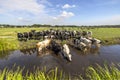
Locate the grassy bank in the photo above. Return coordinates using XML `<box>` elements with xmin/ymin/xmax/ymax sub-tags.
<box><xmin>0</xmin><ymin>64</ymin><xmax>120</xmax><ymax>80</ymax></box>
<box><xmin>0</xmin><ymin>38</ymin><xmax>38</xmax><ymax>54</ymax></box>
<box><xmin>0</xmin><ymin>39</ymin><xmax>19</xmax><ymax>51</ymax></box>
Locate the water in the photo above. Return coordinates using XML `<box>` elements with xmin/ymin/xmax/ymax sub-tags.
<box><xmin>0</xmin><ymin>45</ymin><xmax>120</xmax><ymax>76</ymax></box>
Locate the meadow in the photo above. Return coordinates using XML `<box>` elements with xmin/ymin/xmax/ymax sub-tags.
<box><xmin>0</xmin><ymin>27</ymin><xmax>120</xmax><ymax>42</ymax></box>
<box><xmin>0</xmin><ymin>27</ymin><xmax>120</xmax><ymax>51</ymax></box>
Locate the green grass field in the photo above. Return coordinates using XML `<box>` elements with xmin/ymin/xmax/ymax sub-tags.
<box><xmin>0</xmin><ymin>27</ymin><xmax>120</xmax><ymax>51</ymax></box>
<box><xmin>0</xmin><ymin>27</ymin><xmax>120</xmax><ymax>40</ymax></box>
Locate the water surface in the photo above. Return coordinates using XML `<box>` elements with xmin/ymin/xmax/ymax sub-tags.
<box><xmin>0</xmin><ymin>45</ymin><xmax>120</xmax><ymax>76</ymax></box>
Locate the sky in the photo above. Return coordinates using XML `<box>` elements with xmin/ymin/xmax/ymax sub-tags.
<box><xmin>0</xmin><ymin>0</ymin><xmax>120</xmax><ymax>25</ymax></box>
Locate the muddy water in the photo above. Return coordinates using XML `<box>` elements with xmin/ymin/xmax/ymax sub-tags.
<box><xmin>0</xmin><ymin>45</ymin><xmax>120</xmax><ymax>76</ymax></box>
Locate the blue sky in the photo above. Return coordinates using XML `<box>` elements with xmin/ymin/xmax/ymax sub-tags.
<box><xmin>0</xmin><ymin>0</ymin><xmax>120</xmax><ymax>25</ymax></box>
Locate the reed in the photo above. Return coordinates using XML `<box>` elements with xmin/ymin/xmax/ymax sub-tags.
<box><xmin>0</xmin><ymin>67</ymin><xmax>72</xmax><ymax>80</ymax></box>
<box><xmin>0</xmin><ymin>64</ymin><xmax>120</xmax><ymax>80</ymax></box>
<box><xmin>86</xmin><ymin>64</ymin><xmax>120</xmax><ymax>80</ymax></box>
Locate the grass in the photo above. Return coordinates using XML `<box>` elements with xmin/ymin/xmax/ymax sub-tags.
<box><xmin>0</xmin><ymin>67</ymin><xmax>72</xmax><ymax>80</ymax></box>
<box><xmin>0</xmin><ymin>27</ymin><xmax>120</xmax><ymax>39</ymax></box>
<box><xmin>0</xmin><ymin>64</ymin><xmax>120</xmax><ymax>80</ymax></box>
<box><xmin>89</xmin><ymin>28</ymin><xmax>120</xmax><ymax>45</ymax></box>
<box><xmin>0</xmin><ymin>39</ymin><xmax>19</xmax><ymax>51</ymax></box>
<box><xmin>0</xmin><ymin>27</ymin><xmax>120</xmax><ymax>52</ymax></box>
<box><xmin>0</xmin><ymin>27</ymin><xmax>53</xmax><ymax>52</ymax></box>
<box><xmin>86</xmin><ymin>64</ymin><xmax>120</xmax><ymax>80</ymax></box>
<box><xmin>0</xmin><ymin>38</ymin><xmax>38</xmax><ymax>55</ymax></box>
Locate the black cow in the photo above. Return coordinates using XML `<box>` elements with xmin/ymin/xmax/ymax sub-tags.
<box><xmin>17</xmin><ymin>33</ymin><xmax>23</xmax><ymax>41</ymax></box>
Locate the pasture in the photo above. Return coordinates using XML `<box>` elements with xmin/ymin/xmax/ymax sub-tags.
<box><xmin>0</xmin><ymin>27</ymin><xmax>120</xmax><ymax>51</ymax></box>
<box><xmin>0</xmin><ymin>27</ymin><xmax>120</xmax><ymax>42</ymax></box>
<box><xmin>0</xmin><ymin>27</ymin><xmax>120</xmax><ymax>80</ymax></box>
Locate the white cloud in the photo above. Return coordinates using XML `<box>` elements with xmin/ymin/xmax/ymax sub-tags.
<box><xmin>0</xmin><ymin>0</ymin><xmax>45</xmax><ymax>15</ymax></box>
<box><xmin>61</xmin><ymin>11</ymin><xmax>74</xmax><ymax>17</ymax></box>
<box><xmin>18</xmin><ymin>17</ymin><xmax>23</xmax><ymax>21</ymax></box>
<box><xmin>18</xmin><ymin>17</ymin><xmax>31</xmax><ymax>22</ymax></box>
<box><xmin>62</xmin><ymin>4</ymin><xmax>76</xmax><ymax>9</ymax></box>
<box><xmin>0</xmin><ymin>9</ymin><xmax>3</xmax><ymax>13</ymax></box>
<box><xmin>39</xmin><ymin>0</ymin><xmax>52</xmax><ymax>6</ymax></box>
<box><xmin>0</xmin><ymin>0</ymin><xmax>76</xmax><ymax>25</ymax></box>
<box><xmin>81</xmin><ymin>15</ymin><xmax>120</xmax><ymax>25</ymax></box>
<box><xmin>53</xmin><ymin>11</ymin><xmax>74</xmax><ymax>20</ymax></box>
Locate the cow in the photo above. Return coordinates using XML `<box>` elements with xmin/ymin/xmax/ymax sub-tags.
<box><xmin>61</xmin><ymin>44</ymin><xmax>72</xmax><ymax>62</ymax></box>
<box><xmin>36</xmin><ymin>39</ymin><xmax>52</xmax><ymax>53</ymax></box>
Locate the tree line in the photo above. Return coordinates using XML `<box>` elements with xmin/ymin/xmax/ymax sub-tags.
<box><xmin>0</xmin><ymin>24</ymin><xmax>120</xmax><ymax>28</ymax></box>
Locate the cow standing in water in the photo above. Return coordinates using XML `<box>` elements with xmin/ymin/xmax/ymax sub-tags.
<box><xmin>36</xmin><ymin>39</ymin><xmax>51</xmax><ymax>53</ymax></box>
<box><xmin>50</xmin><ymin>41</ymin><xmax>72</xmax><ymax>62</ymax></box>
<box><xmin>61</xmin><ymin>44</ymin><xmax>72</xmax><ymax>62</ymax></box>
<box><xmin>36</xmin><ymin>39</ymin><xmax>72</xmax><ymax>62</ymax></box>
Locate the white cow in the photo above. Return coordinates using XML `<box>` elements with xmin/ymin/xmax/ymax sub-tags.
<box><xmin>44</xmin><ymin>35</ymin><xmax>55</xmax><ymax>39</ymax></box>
<box><xmin>93</xmin><ymin>38</ymin><xmax>101</xmax><ymax>44</ymax></box>
<box><xmin>84</xmin><ymin>31</ymin><xmax>92</xmax><ymax>39</ymax></box>
<box><xmin>78</xmin><ymin>42</ymin><xmax>87</xmax><ymax>51</ymax></box>
<box><xmin>62</xmin><ymin>44</ymin><xmax>72</xmax><ymax>61</ymax></box>
<box><xmin>87</xmin><ymin>31</ymin><xmax>92</xmax><ymax>38</ymax></box>
<box><xmin>36</xmin><ymin>39</ymin><xmax>51</xmax><ymax>52</ymax></box>
<box><xmin>92</xmin><ymin>38</ymin><xmax>101</xmax><ymax>48</ymax></box>
<box><xmin>80</xmin><ymin>37</ymin><xmax>92</xmax><ymax>48</ymax></box>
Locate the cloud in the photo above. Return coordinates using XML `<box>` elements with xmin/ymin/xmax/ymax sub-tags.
<box><xmin>0</xmin><ymin>0</ymin><xmax>53</xmax><ymax>25</ymax></box>
<box><xmin>82</xmin><ymin>15</ymin><xmax>120</xmax><ymax>25</ymax></box>
<box><xmin>62</xmin><ymin>4</ymin><xmax>76</xmax><ymax>9</ymax></box>
<box><xmin>0</xmin><ymin>0</ymin><xmax>76</xmax><ymax>25</ymax></box>
<box><xmin>0</xmin><ymin>9</ymin><xmax>3</xmax><ymax>13</ymax></box>
<box><xmin>18</xmin><ymin>17</ymin><xmax>31</xmax><ymax>22</ymax></box>
<box><xmin>53</xmin><ymin>11</ymin><xmax>74</xmax><ymax>20</ymax></box>
<box><xmin>0</xmin><ymin>0</ymin><xmax>45</xmax><ymax>15</ymax></box>
<box><xmin>38</xmin><ymin>0</ymin><xmax>52</xmax><ymax>7</ymax></box>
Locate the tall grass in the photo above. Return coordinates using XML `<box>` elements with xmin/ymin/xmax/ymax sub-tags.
<box><xmin>0</xmin><ymin>38</ymin><xmax>38</xmax><ymax>53</ymax></box>
<box><xmin>0</xmin><ymin>64</ymin><xmax>120</xmax><ymax>80</ymax></box>
<box><xmin>0</xmin><ymin>67</ymin><xmax>72</xmax><ymax>80</ymax></box>
<box><xmin>86</xmin><ymin>64</ymin><xmax>120</xmax><ymax>80</ymax></box>
<box><xmin>0</xmin><ymin>39</ymin><xmax>19</xmax><ymax>52</ymax></box>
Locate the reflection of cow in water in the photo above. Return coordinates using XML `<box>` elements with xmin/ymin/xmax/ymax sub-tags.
<box><xmin>36</xmin><ymin>39</ymin><xmax>72</xmax><ymax>62</ymax></box>
<box><xmin>20</xmin><ymin>48</ymin><xmax>36</xmax><ymax>55</ymax></box>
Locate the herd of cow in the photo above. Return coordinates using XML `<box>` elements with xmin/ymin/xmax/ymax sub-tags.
<box><xmin>17</xmin><ymin>29</ymin><xmax>102</xmax><ymax>62</ymax></box>
<box><xmin>17</xmin><ymin>29</ymin><xmax>85</xmax><ymax>41</ymax></box>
